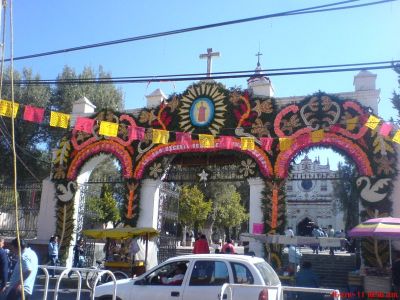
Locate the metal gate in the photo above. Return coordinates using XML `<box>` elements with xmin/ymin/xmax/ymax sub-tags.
<box><xmin>75</xmin><ymin>179</ymin><xmax>125</xmax><ymax>266</ymax></box>
<box><xmin>0</xmin><ymin>181</ymin><xmax>41</xmax><ymax>238</ymax></box>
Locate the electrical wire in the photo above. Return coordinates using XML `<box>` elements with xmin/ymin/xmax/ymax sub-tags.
<box><xmin>4</xmin><ymin>61</ymin><xmax>397</xmax><ymax>85</ymax></box>
<box><xmin>3</xmin><ymin>0</ymin><xmax>397</xmax><ymax>62</ymax></box>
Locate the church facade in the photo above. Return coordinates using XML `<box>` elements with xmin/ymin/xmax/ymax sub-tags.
<box><xmin>285</xmin><ymin>156</ymin><xmax>345</xmax><ymax>236</ymax></box>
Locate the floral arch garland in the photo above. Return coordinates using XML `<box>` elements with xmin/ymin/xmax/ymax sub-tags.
<box><xmin>52</xmin><ymin>81</ymin><xmax>396</xmax><ymax>267</ymax></box>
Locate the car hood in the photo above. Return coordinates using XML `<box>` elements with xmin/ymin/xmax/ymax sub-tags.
<box><xmin>94</xmin><ymin>278</ymin><xmax>135</xmax><ymax>298</ymax></box>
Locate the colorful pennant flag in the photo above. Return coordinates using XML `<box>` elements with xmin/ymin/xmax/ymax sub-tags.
<box><xmin>392</xmin><ymin>130</ymin><xmax>400</xmax><ymax>144</ymax></box>
<box><xmin>23</xmin><ymin>105</ymin><xmax>45</xmax><ymax>123</ymax></box>
<box><xmin>311</xmin><ymin>129</ymin><xmax>325</xmax><ymax>143</ymax></box>
<box><xmin>241</xmin><ymin>137</ymin><xmax>255</xmax><ymax>150</ymax></box>
<box><xmin>260</xmin><ymin>137</ymin><xmax>273</xmax><ymax>151</ymax></box>
<box><xmin>0</xmin><ymin>99</ymin><xmax>19</xmax><ymax>118</ymax></box>
<box><xmin>297</xmin><ymin>134</ymin><xmax>311</xmax><ymax>145</ymax></box>
<box><xmin>199</xmin><ymin>134</ymin><xmax>215</xmax><ymax>148</ymax></box>
<box><xmin>75</xmin><ymin>117</ymin><xmax>95</xmax><ymax>134</ymax></box>
<box><xmin>128</xmin><ymin>126</ymin><xmax>145</xmax><ymax>141</ymax></box>
<box><xmin>365</xmin><ymin>115</ymin><xmax>380</xmax><ymax>129</ymax></box>
<box><xmin>50</xmin><ymin>111</ymin><xmax>70</xmax><ymax>129</ymax></box>
<box><xmin>218</xmin><ymin>136</ymin><xmax>234</xmax><ymax>149</ymax></box>
<box><xmin>379</xmin><ymin>122</ymin><xmax>393</xmax><ymax>137</ymax></box>
<box><xmin>279</xmin><ymin>137</ymin><xmax>293</xmax><ymax>151</ymax></box>
<box><xmin>99</xmin><ymin>121</ymin><xmax>119</xmax><ymax>137</ymax></box>
<box><xmin>175</xmin><ymin>132</ymin><xmax>192</xmax><ymax>146</ymax></box>
<box><xmin>346</xmin><ymin>116</ymin><xmax>359</xmax><ymax>131</ymax></box>
<box><xmin>152</xmin><ymin>129</ymin><xmax>169</xmax><ymax>144</ymax></box>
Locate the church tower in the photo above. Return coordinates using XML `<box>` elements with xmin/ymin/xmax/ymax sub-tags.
<box><xmin>247</xmin><ymin>52</ymin><xmax>275</xmax><ymax>97</ymax></box>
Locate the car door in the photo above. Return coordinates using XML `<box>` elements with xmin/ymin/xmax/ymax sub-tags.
<box><xmin>130</xmin><ymin>260</ymin><xmax>189</xmax><ymax>300</ymax></box>
<box><xmin>182</xmin><ymin>260</ymin><xmax>230</xmax><ymax>300</ymax></box>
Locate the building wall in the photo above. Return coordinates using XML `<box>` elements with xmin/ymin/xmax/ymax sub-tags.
<box><xmin>285</xmin><ymin>156</ymin><xmax>345</xmax><ymax>234</ymax></box>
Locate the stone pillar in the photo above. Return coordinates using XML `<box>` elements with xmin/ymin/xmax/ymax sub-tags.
<box><xmin>36</xmin><ymin>178</ymin><xmax>57</xmax><ymax>244</ymax></box>
<box><xmin>391</xmin><ymin>145</ymin><xmax>400</xmax><ymax>250</ymax></box>
<box><xmin>137</xmin><ymin>178</ymin><xmax>161</xmax><ymax>269</ymax></box>
<box><xmin>247</xmin><ymin>177</ymin><xmax>265</xmax><ymax>257</ymax></box>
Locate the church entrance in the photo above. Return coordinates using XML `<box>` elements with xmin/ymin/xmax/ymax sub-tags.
<box><xmin>297</xmin><ymin>217</ymin><xmax>314</xmax><ymax>236</ymax></box>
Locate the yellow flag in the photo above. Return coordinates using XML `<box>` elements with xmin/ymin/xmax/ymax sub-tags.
<box><xmin>152</xmin><ymin>129</ymin><xmax>169</xmax><ymax>144</ymax></box>
<box><xmin>311</xmin><ymin>129</ymin><xmax>325</xmax><ymax>143</ymax></box>
<box><xmin>365</xmin><ymin>115</ymin><xmax>380</xmax><ymax>129</ymax></box>
<box><xmin>199</xmin><ymin>134</ymin><xmax>215</xmax><ymax>148</ymax></box>
<box><xmin>241</xmin><ymin>137</ymin><xmax>255</xmax><ymax>150</ymax></box>
<box><xmin>99</xmin><ymin>121</ymin><xmax>119</xmax><ymax>137</ymax></box>
<box><xmin>393</xmin><ymin>130</ymin><xmax>400</xmax><ymax>144</ymax></box>
<box><xmin>50</xmin><ymin>111</ymin><xmax>70</xmax><ymax>129</ymax></box>
<box><xmin>346</xmin><ymin>116</ymin><xmax>359</xmax><ymax>131</ymax></box>
<box><xmin>279</xmin><ymin>137</ymin><xmax>293</xmax><ymax>151</ymax></box>
<box><xmin>0</xmin><ymin>99</ymin><xmax>19</xmax><ymax>118</ymax></box>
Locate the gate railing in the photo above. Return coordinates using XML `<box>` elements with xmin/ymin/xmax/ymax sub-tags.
<box><xmin>38</xmin><ymin>265</ymin><xmax>117</xmax><ymax>300</ymax></box>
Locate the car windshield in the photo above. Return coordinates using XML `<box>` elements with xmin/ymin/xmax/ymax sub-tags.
<box><xmin>254</xmin><ymin>262</ymin><xmax>280</xmax><ymax>286</ymax></box>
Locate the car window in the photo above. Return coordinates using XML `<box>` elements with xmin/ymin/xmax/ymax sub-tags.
<box><xmin>254</xmin><ymin>261</ymin><xmax>280</xmax><ymax>286</ymax></box>
<box><xmin>145</xmin><ymin>261</ymin><xmax>189</xmax><ymax>286</ymax></box>
<box><xmin>189</xmin><ymin>260</ymin><xmax>229</xmax><ymax>286</ymax></box>
<box><xmin>231</xmin><ymin>262</ymin><xmax>254</xmax><ymax>284</ymax></box>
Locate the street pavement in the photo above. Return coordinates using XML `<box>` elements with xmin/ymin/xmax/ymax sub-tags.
<box><xmin>31</xmin><ymin>276</ymin><xmax>91</xmax><ymax>300</ymax></box>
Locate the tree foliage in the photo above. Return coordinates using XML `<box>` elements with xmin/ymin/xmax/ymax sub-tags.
<box><xmin>333</xmin><ymin>160</ymin><xmax>359</xmax><ymax>232</ymax></box>
<box><xmin>85</xmin><ymin>184</ymin><xmax>121</xmax><ymax>228</ymax></box>
<box><xmin>178</xmin><ymin>185</ymin><xmax>212</xmax><ymax>229</ymax></box>
<box><xmin>391</xmin><ymin>64</ymin><xmax>400</xmax><ymax>121</ymax></box>
<box><xmin>0</xmin><ymin>65</ymin><xmax>124</xmax><ymax>183</ymax></box>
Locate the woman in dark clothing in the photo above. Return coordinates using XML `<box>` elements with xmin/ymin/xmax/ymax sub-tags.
<box><xmin>295</xmin><ymin>261</ymin><xmax>323</xmax><ymax>300</ymax></box>
<box><xmin>68</xmin><ymin>238</ymin><xmax>85</xmax><ymax>278</ymax></box>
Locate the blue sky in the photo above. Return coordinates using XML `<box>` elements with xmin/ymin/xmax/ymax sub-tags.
<box><xmin>7</xmin><ymin>1</ymin><xmax>400</xmax><ymax>167</ymax></box>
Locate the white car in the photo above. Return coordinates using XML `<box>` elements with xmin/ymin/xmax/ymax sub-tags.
<box><xmin>94</xmin><ymin>254</ymin><xmax>281</xmax><ymax>300</ymax></box>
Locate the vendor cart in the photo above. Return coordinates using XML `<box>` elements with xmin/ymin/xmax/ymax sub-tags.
<box><xmin>82</xmin><ymin>227</ymin><xmax>159</xmax><ymax>276</ymax></box>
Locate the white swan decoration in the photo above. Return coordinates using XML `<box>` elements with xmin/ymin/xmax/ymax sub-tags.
<box><xmin>356</xmin><ymin>176</ymin><xmax>390</xmax><ymax>203</ymax></box>
<box><xmin>56</xmin><ymin>182</ymin><xmax>77</xmax><ymax>202</ymax></box>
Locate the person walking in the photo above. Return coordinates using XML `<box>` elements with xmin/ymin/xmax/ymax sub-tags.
<box><xmin>288</xmin><ymin>245</ymin><xmax>302</xmax><ymax>274</ymax></box>
<box><xmin>193</xmin><ymin>234</ymin><xmax>210</xmax><ymax>254</ymax></box>
<box><xmin>295</xmin><ymin>261</ymin><xmax>323</xmax><ymax>300</ymax></box>
<box><xmin>221</xmin><ymin>239</ymin><xmax>235</xmax><ymax>254</ymax></box>
<box><xmin>6</xmin><ymin>238</ymin><xmax>38</xmax><ymax>300</ymax></box>
<box><xmin>48</xmin><ymin>235</ymin><xmax>59</xmax><ymax>277</ymax></box>
<box><xmin>68</xmin><ymin>238</ymin><xmax>85</xmax><ymax>278</ymax></box>
<box><xmin>0</xmin><ymin>238</ymin><xmax>8</xmax><ymax>295</ymax></box>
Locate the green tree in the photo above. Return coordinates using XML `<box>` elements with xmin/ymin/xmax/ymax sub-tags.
<box><xmin>0</xmin><ymin>68</ymin><xmax>52</xmax><ymax>182</ymax></box>
<box><xmin>333</xmin><ymin>160</ymin><xmax>359</xmax><ymax>232</ymax></box>
<box><xmin>86</xmin><ymin>184</ymin><xmax>121</xmax><ymax>228</ymax></box>
<box><xmin>178</xmin><ymin>185</ymin><xmax>212</xmax><ymax>245</ymax></box>
<box><xmin>391</xmin><ymin>63</ymin><xmax>400</xmax><ymax>120</ymax></box>
<box><xmin>201</xmin><ymin>182</ymin><xmax>249</xmax><ymax>242</ymax></box>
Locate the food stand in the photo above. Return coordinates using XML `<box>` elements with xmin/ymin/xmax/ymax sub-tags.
<box><xmin>82</xmin><ymin>227</ymin><xmax>159</xmax><ymax>276</ymax></box>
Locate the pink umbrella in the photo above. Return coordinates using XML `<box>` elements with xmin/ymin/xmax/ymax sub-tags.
<box><xmin>348</xmin><ymin>217</ymin><xmax>400</xmax><ymax>266</ymax></box>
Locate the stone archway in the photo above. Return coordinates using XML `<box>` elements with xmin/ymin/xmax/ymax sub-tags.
<box><xmin>50</xmin><ymin>81</ymin><xmax>397</xmax><ymax>268</ymax></box>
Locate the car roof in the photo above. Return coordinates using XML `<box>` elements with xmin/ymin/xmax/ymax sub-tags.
<box><xmin>166</xmin><ymin>254</ymin><xmax>266</xmax><ymax>264</ymax></box>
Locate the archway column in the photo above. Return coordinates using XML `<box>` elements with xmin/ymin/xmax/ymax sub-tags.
<box><xmin>36</xmin><ymin>178</ymin><xmax>57</xmax><ymax>244</ymax></box>
<box><xmin>137</xmin><ymin>178</ymin><xmax>161</xmax><ymax>269</ymax></box>
<box><xmin>248</xmin><ymin>177</ymin><xmax>265</xmax><ymax>257</ymax></box>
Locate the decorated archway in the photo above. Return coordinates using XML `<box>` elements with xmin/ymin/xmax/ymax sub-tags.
<box><xmin>52</xmin><ymin>81</ymin><xmax>397</xmax><ymax>267</ymax></box>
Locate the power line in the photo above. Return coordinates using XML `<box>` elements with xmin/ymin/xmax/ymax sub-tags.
<box><xmin>4</xmin><ymin>60</ymin><xmax>398</xmax><ymax>85</ymax></box>
<box><xmin>4</xmin><ymin>0</ymin><xmax>397</xmax><ymax>62</ymax></box>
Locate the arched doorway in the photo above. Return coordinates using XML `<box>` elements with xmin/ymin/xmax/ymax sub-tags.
<box><xmin>297</xmin><ymin>217</ymin><xmax>314</xmax><ymax>236</ymax></box>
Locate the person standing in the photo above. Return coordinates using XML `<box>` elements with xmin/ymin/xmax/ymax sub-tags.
<box><xmin>68</xmin><ymin>238</ymin><xmax>85</xmax><ymax>278</ymax></box>
<box><xmin>295</xmin><ymin>261</ymin><xmax>323</xmax><ymax>300</ymax></box>
<box><xmin>48</xmin><ymin>236</ymin><xmax>59</xmax><ymax>277</ymax></box>
<box><xmin>6</xmin><ymin>238</ymin><xmax>38</xmax><ymax>300</ymax></box>
<box><xmin>288</xmin><ymin>245</ymin><xmax>302</xmax><ymax>274</ymax></box>
<box><xmin>285</xmin><ymin>227</ymin><xmax>294</xmax><ymax>237</ymax></box>
<box><xmin>0</xmin><ymin>238</ymin><xmax>8</xmax><ymax>295</ymax></box>
<box><xmin>192</xmin><ymin>234</ymin><xmax>210</xmax><ymax>254</ymax></box>
<box><xmin>327</xmin><ymin>225</ymin><xmax>335</xmax><ymax>255</ymax></box>
<box><xmin>221</xmin><ymin>239</ymin><xmax>235</xmax><ymax>254</ymax></box>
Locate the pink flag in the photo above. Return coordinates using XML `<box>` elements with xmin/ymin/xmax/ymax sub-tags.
<box><xmin>23</xmin><ymin>105</ymin><xmax>45</xmax><ymax>123</ymax></box>
<box><xmin>75</xmin><ymin>117</ymin><xmax>95</xmax><ymax>134</ymax></box>
<box><xmin>218</xmin><ymin>136</ymin><xmax>234</xmax><ymax>149</ymax></box>
<box><xmin>128</xmin><ymin>126</ymin><xmax>145</xmax><ymax>141</ymax></box>
<box><xmin>379</xmin><ymin>122</ymin><xmax>393</xmax><ymax>137</ymax></box>
<box><xmin>297</xmin><ymin>134</ymin><xmax>311</xmax><ymax>146</ymax></box>
<box><xmin>260</xmin><ymin>137</ymin><xmax>273</xmax><ymax>151</ymax></box>
<box><xmin>176</xmin><ymin>132</ymin><xmax>192</xmax><ymax>146</ymax></box>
